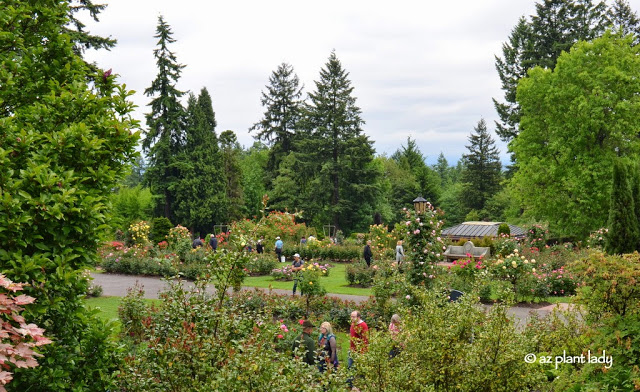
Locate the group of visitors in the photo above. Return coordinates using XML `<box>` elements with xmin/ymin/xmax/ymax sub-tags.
<box><xmin>292</xmin><ymin>311</ymin><xmax>401</xmax><ymax>389</ymax></box>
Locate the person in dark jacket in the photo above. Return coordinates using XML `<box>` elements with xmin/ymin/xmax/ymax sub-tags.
<box><xmin>363</xmin><ymin>240</ymin><xmax>373</xmax><ymax>267</ymax></box>
<box><xmin>192</xmin><ymin>236</ymin><xmax>203</xmax><ymax>249</ymax></box>
<box><xmin>256</xmin><ymin>237</ymin><xmax>264</xmax><ymax>254</ymax></box>
<box><xmin>209</xmin><ymin>234</ymin><xmax>218</xmax><ymax>252</ymax></box>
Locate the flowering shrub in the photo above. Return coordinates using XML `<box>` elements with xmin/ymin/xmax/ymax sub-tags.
<box><xmin>0</xmin><ymin>275</ymin><xmax>52</xmax><ymax>391</ymax></box>
<box><xmin>402</xmin><ymin>204</ymin><xmax>446</xmax><ymax>285</ymax></box>
<box><xmin>129</xmin><ymin>220</ymin><xmax>150</xmax><ymax>246</ymax></box>
<box><xmin>524</xmin><ymin>223</ymin><xmax>549</xmax><ymax>249</ymax></box>
<box><xmin>230</xmin><ymin>211</ymin><xmax>308</xmax><ymax>248</ymax></box>
<box><xmin>166</xmin><ymin>225</ymin><xmax>191</xmax><ymax>252</ymax></box>
<box><xmin>271</xmin><ymin>265</ymin><xmax>296</xmax><ymax>281</ymax></box>
<box><xmin>584</xmin><ymin>227</ymin><xmax>607</xmax><ymax>249</ymax></box>
<box><xmin>367</xmin><ymin>224</ymin><xmax>399</xmax><ymax>259</ymax></box>
<box><xmin>493</xmin><ymin>233</ymin><xmax>520</xmax><ymax>257</ymax></box>
<box><xmin>246</xmin><ymin>254</ymin><xmax>278</xmax><ymax>276</ymax></box>
<box><xmin>345</xmin><ymin>262</ymin><xmax>376</xmax><ymax>287</ymax></box>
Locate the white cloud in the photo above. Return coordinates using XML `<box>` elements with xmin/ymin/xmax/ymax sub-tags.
<box><xmin>84</xmin><ymin>0</ymin><xmax>637</xmax><ymax>165</ymax></box>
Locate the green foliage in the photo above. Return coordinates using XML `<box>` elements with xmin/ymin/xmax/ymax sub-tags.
<box><xmin>401</xmin><ymin>204</ymin><xmax>446</xmax><ymax>285</ymax></box>
<box><xmin>239</xmin><ymin>143</ymin><xmax>268</xmax><ymax>218</ymax></box>
<box><xmin>497</xmin><ymin>223</ymin><xmax>510</xmax><ymax>236</ymax></box>
<box><xmin>511</xmin><ymin>32</ymin><xmax>640</xmax><ymax>239</ymax></box>
<box><xmin>523</xmin><ymin>223</ymin><xmax>549</xmax><ymax>250</ymax></box>
<box><xmin>143</xmin><ymin>15</ymin><xmax>186</xmax><ymax>222</ymax></box>
<box><xmin>460</xmin><ymin>119</ymin><xmax>502</xmax><ymax>212</ymax></box>
<box><xmin>110</xmin><ymin>185</ymin><xmax>154</xmax><ymax>233</ymax></box>
<box><xmin>297</xmin><ymin>51</ymin><xmax>380</xmax><ymax>233</ymax></box>
<box><xmin>118</xmin><ymin>281</ymin><xmax>150</xmax><ymax>342</ymax></box>
<box><xmin>571</xmin><ymin>251</ymin><xmax>640</xmax><ymax>318</ymax></box>
<box><xmin>391</xmin><ymin>137</ymin><xmax>442</xmax><ymax>205</ymax></box>
<box><xmin>354</xmin><ymin>288</ymin><xmax>547</xmax><ymax>391</ymax></box>
<box><xmin>250</xmin><ymin>62</ymin><xmax>304</xmax><ymax>182</ymax></box>
<box><xmin>150</xmin><ymin>217</ymin><xmax>172</xmax><ymax>243</ymax></box>
<box><xmin>220</xmin><ymin>130</ymin><xmax>245</xmax><ymax>221</ymax></box>
<box><xmin>0</xmin><ymin>1</ymin><xmax>137</xmax><ymax>388</ymax></box>
<box><xmin>173</xmin><ymin>89</ymin><xmax>228</xmax><ymax>234</ymax></box>
<box><xmin>606</xmin><ymin>159</ymin><xmax>640</xmax><ymax>254</ymax></box>
<box><xmin>345</xmin><ymin>262</ymin><xmax>376</xmax><ymax>287</ymax></box>
<box><xmin>245</xmin><ymin>253</ymin><xmax>278</xmax><ymax>276</ymax></box>
<box><xmin>493</xmin><ymin>0</ymin><xmax>631</xmax><ymax>142</ymax></box>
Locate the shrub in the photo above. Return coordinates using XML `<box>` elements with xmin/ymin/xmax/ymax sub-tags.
<box><xmin>345</xmin><ymin>262</ymin><xmax>375</xmax><ymax>287</ymax></box>
<box><xmin>246</xmin><ymin>254</ymin><xmax>278</xmax><ymax>276</ymax></box>
<box><xmin>109</xmin><ymin>185</ymin><xmax>153</xmax><ymax>233</ymax></box>
<box><xmin>118</xmin><ymin>281</ymin><xmax>150</xmax><ymax>342</ymax></box>
<box><xmin>524</xmin><ymin>223</ymin><xmax>549</xmax><ymax>249</ymax></box>
<box><xmin>129</xmin><ymin>220</ymin><xmax>151</xmax><ymax>246</ymax></box>
<box><xmin>497</xmin><ymin>223</ymin><xmax>510</xmax><ymax>236</ymax></box>
<box><xmin>150</xmin><ymin>217</ymin><xmax>172</xmax><ymax>243</ymax></box>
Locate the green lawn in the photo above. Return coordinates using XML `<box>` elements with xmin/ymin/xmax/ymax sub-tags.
<box><xmin>244</xmin><ymin>262</ymin><xmax>373</xmax><ymax>296</ymax></box>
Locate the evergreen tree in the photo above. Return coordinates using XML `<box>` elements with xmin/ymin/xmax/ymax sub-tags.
<box><xmin>493</xmin><ymin>0</ymin><xmax>612</xmax><ymax>143</ymax></box>
<box><xmin>174</xmin><ymin>89</ymin><xmax>228</xmax><ymax>235</ymax></box>
<box><xmin>391</xmin><ymin>137</ymin><xmax>441</xmax><ymax>204</ymax></box>
<box><xmin>220</xmin><ymin>130</ymin><xmax>245</xmax><ymax>221</ymax></box>
<box><xmin>461</xmin><ymin>119</ymin><xmax>502</xmax><ymax>213</ymax></box>
<box><xmin>609</xmin><ymin>0</ymin><xmax>640</xmax><ymax>43</ymax></box>
<box><xmin>434</xmin><ymin>152</ymin><xmax>451</xmax><ymax>186</ymax></box>
<box><xmin>299</xmin><ymin>51</ymin><xmax>379</xmax><ymax>232</ymax></box>
<box><xmin>65</xmin><ymin>0</ymin><xmax>117</xmax><ymax>54</ymax></box>
<box><xmin>250</xmin><ymin>63</ymin><xmax>304</xmax><ymax>182</ymax></box>
<box><xmin>142</xmin><ymin>16</ymin><xmax>186</xmax><ymax>222</ymax></box>
<box><xmin>122</xmin><ymin>155</ymin><xmax>147</xmax><ymax>187</ymax></box>
<box><xmin>606</xmin><ymin>160</ymin><xmax>639</xmax><ymax>254</ymax></box>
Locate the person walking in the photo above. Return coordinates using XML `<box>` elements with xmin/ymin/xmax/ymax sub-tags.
<box><xmin>192</xmin><ymin>235</ymin><xmax>203</xmax><ymax>249</ymax></box>
<box><xmin>275</xmin><ymin>236</ymin><xmax>284</xmax><ymax>262</ymax></box>
<box><xmin>318</xmin><ymin>322</ymin><xmax>338</xmax><ymax>372</ymax></box>
<box><xmin>363</xmin><ymin>240</ymin><xmax>373</xmax><ymax>267</ymax></box>
<box><xmin>291</xmin><ymin>253</ymin><xmax>304</xmax><ymax>295</ymax></box>
<box><xmin>395</xmin><ymin>240</ymin><xmax>404</xmax><ymax>264</ymax></box>
<box><xmin>292</xmin><ymin>320</ymin><xmax>316</xmax><ymax>366</ymax></box>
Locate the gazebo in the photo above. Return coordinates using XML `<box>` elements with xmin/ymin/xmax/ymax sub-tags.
<box><xmin>441</xmin><ymin>221</ymin><xmax>525</xmax><ymax>241</ymax></box>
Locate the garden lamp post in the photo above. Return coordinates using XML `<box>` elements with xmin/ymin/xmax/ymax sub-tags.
<box><xmin>413</xmin><ymin>196</ymin><xmax>427</xmax><ymax>214</ymax></box>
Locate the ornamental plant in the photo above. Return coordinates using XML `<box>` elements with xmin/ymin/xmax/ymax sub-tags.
<box><xmin>129</xmin><ymin>220</ymin><xmax>151</xmax><ymax>246</ymax></box>
<box><xmin>367</xmin><ymin>224</ymin><xmax>399</xmax><ymax>259</ymax></box>
<box><xmin>401</xmin><ymin>204</ymin><xmax>446</xmax><ymax>285</ymax></box>
<box><xmin>298</xmin><ymin>263</ymin><xmax>328</xmax><ymax>317</ymax></box>
<box><xmin>0</xmin><ymin>275</ymin><xmax>52</xmax><ymax>391</ymax></box>
<box><xmin>584</xmin><ymin>227</ymin><xmax>608</xmax><ymax>249</ymax></box>
<box><xmin>524</xmin><ymin>223</ymin><xmax>549</xmax><ymax>249</ymax></box>
<box><xmin>490</xmin><ymin>249</ymin><xmax>537</xmax><ymax>298</ymax></box>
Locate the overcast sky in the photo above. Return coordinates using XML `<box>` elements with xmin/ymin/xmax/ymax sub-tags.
<box><xmin>83</xmin><ymin>0</ymin><xmax>640</xmax><ymax>165</ymax></box>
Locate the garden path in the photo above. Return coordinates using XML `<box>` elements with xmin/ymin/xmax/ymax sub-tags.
<box><xmin>90</xmin><ymin>272</ymin><xmax>574</xmax><ymax>326</ymax></box>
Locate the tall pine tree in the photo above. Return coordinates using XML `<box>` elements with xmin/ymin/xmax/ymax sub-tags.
<box><xmin>460</xmin><ymin>119</ymin><xmax>502</xmax><ymax>214</ymax></box>
<box><xmin>299</xmin><ymin>51</ymin><xmax>379</xmax><ymax>232</ymax></box>
<box><xmin>174</xmin><ymin>88</ymin><xmax>228</xmax><ymax>235</ymax></box>
<box><xmin>250</xmin><ymin>63</ymin><xmax>304</xmax><ymax>182</ymax></box>
<box><xmin>143</xmin><ymin>16</ymin><xmax>185</xmax><ymax>222</ymax></box>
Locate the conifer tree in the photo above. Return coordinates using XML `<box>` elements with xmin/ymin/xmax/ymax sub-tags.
<box><xmin>391</xmin><ymin>137</ymin><xmax>441</xmax><ymax>204</ymax></box>
<box><xmin>174</xmin><ymin>88</ymin><xmax>228</xmax><ymax>235</ymax></box>
<box><xmin>609</xmin><ymin>0</ymin><xmax>640</xmax><ymax>43</ymax></box>
<box><xmin>606</xmin><ymin>160</ymin><xmax>639</xmax><ymax>254</ymax></box>
<box><xmin>143</xmin><ymin>16</ymin><xmax>186</xmax><ymax>221</ymax></box>
<box><xmin>250</xmin><ymin>63</ymin><xmax>304</xmax><ymax>182</ymax></box>
<box><xmin>220</xmin><ymin>130</ymin><xmax>245</xmax><ymax>221</ymax></box>
<box><xmin>65</xmin><ymin>0</ymin><xmax>117</xmax><ymax>54</ymax></box>
<box><xmin>461</xmin><ymin>119</ymin><xmax>502</xmax><ymax>213</ymax></box>
<box><xmin>299</xmin><ymin>51</ymin><xmax>379</xmax><ymax>232</ymax></box>
<box><xmin>434</xmin><ymin>152</ymin><xmax>451</xmax><ymax>186</ymax></box>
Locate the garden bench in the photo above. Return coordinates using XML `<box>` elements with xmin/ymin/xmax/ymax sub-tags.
<box><xmin>443</xmin><ymin>241</ymin><xmax>490</xmax><ymax>261</ymax></box>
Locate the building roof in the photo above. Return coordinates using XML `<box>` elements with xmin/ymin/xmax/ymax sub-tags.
<box><xmin>441</xmin><ymin>221</ymin><xmax>525</xmax><ymax>239</ymax></box>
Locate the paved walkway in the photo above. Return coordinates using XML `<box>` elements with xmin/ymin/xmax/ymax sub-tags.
<box><xmin>90</xmin><ymin>273</ymin><xmax>573</xmax><ymax>326</ymax></box>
